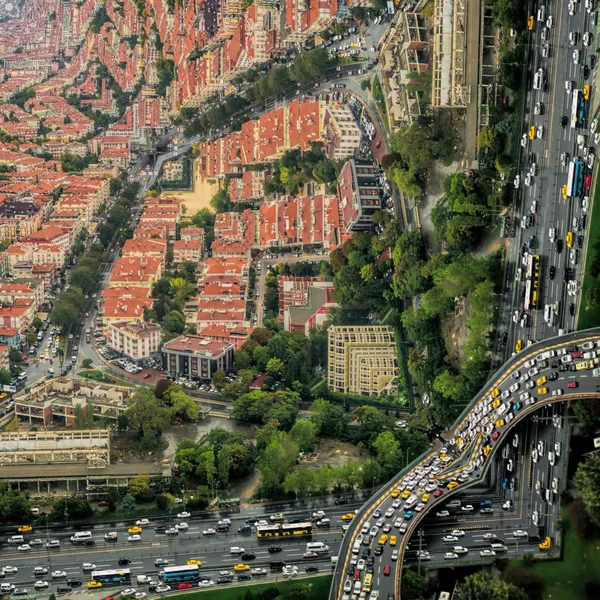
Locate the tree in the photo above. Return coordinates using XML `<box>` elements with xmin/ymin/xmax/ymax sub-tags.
<box><xmin>586</xmin><ymin>286</ymin><xmax>600</xmax><ymax>309</ymax></box>
<box><xmin>575</xmin><ymin>455</ymin><xmax>600</xmax><ymax>527</ymax></box>
<box><xmin>476</xmin><ymin>126</ymin><xmax>496</xmax><ymax>148</ymax></box>
<box><xmin>4</xmin><ymin>417</ymin><xmax>19</xmax><ymax>432</ymax></box>
<box><xmin>501</xmin><ymin>567</ymin><xmax>544</xmax><ymax>600</ymax></box>
<box><xmin>234</xmin><ymin>350</ymin><xmax>252</xmax><ymax>370</ymax></box>
<box><xmin>289</xmin><ymin>419</ymin><xmax>319</xmax><ymax>452</ymax></box>
<box><xmin>372</xmin><ymin>432</ymin><xmax>403</xmax><ymax>475</ymax></box>
<box><xmin>163</xmin><ymin>387</ymin><xmax>199</xmax><ymax>422</ymax></box>
<box><xmin>120</xmin><ymin>494</ymin><xmax>137</xmax><ymax>514</ymax></box>
<box><xmin>128</xmin><ymin>474</ymin><xmax>151</xmax><ymax>499</ymax></box>
<box><xmin>458</xmin><ymin>572</ymin><xmax>530</xmax><ymax>600</ymax></box>
<box><xmin>212</xmin><ymin>369</ymin><xmax>227</xmax><ymax>390</ymax></box>
<box><xmin>266</xmin><ymin>357</ymin><xmax>284</xmax><ymax>377</ymax></box>
<box><xmin>289</xmin><ymin>583</ymin><xmax>311</xmax><ymax>600</ymax></box>
<box><xmin>82</xmin><ymin>358</ymin><xmax>93</xmax><ymax>369</ymax></box>
<box><xmin>163</xmin><ymin>310</ymin><xmax>186</xmax><ymax>333</ymax></box>
<box><xmin>125</xmin><ymin>388</ymin><xmax>172</xmax><ymax>450</ymax></box>
<box><xmin>8</xmin><ymin>347</ymin><xmax>22</xmax><ymax>364</ymax></box>
<box><xmin>52</xmin><ymin>288</ymin><xmax>85</xmax><ymax>330</ymax></box>
<box><xmin>257</xmin><ymin>432</ymin><xmax>299</xmax><ymax>497</ymax></box>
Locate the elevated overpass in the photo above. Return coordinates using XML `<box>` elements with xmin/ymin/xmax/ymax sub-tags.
<box><xmin>330</xmin><ymin>328</ymin><xmax>600</xmax><ymax>600</ymax></box>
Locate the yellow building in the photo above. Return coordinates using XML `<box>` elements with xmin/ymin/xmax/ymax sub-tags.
<box><xmin>327</xmin><ymin>326</ymin><xmax>399</xmax><ymax>397</ymax></box>
<box><xmin>107</xmin><ymin>320</ymin><xmax>162</xmax><ymax>360</ymax></box>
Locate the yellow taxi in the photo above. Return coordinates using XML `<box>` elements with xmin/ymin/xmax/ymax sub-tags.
<box><xmin>128</xmin><ymin>526</ymin><xmax>142</xmax><ymax>535</ymax></box>
<box><xmin>378</xmin><ymin>534</ymin><xmax>388</xmax><ymax>546</ymax></box>
<box><xmin>528</xmin><ymin>125</ymin><xmax>536</xmax><ymax>140</ymax></box>
<box><xmin>55</xmin><ymin>335</ymin><xmax>60</xmax><ymax>341</ymax></box>
<box><xmin>528</xmin><ymin>15</ymin><xmax>535</xmax><ymax>30</ymax></box>
<box><xmin>538</xmin><ymin>387</ymin><xmax>548</xmax><ymax>395</ymax></box>
<box><xmin>341</xmin><ymin>513</ymin><xmax>355</xmax><ymax>521</ymax></box>
<box><xmin>539</xmin><ymin>536</ymin><xmax>552</xmax><ymax>550</ymax></box>
<box><xmin>566</xmin><ymin>231</ymin><xmax>573</xmax><ymax>248</ymax></box>
<box><xmin>495</xmin><ymin>419</ymin><xmax>505</xmax><ymax>428</ymax></box>
<box><xmin>233</xmin><ymin>564</ymin><xmax>250</xmax><ymax>572</ymax></box>
<box><xmin>483</xmin><ymin>444</ymin><xmax>492</xmax><ymax>457</ymax></box>
<box><xmin>389</xmin><ymin>536</ymin><xmax>397</xmax><ymax>546</ymax></box>
<box><xmin>187</xmin><ymin>559</ymin><xmax>202</xmax><ymax>566</ymax></box>
<box><xmin>447</xmin><ymin>481</ymin><xmax>458</xmax><ymax>490</ymax></box>
<box><xmin>421</xmin><ymin>493</ymin><xmax>430</xmax><ymax>503</ymax></box>
<box><xmin>401</xmin><ymin>490</ymin><xmax>411</xmax><ymax>500</ymax></box>
<box><xmin>536</xmin><ymin>376</ymin><xmax>547</xmax><ymax>386</ymax></box>
<box><xmin>492</xmin><ymin>399</ymin><xmax>502</xmax><ymax>409</ymax></box>
<box><xmin>562</xmin><ymin>185</ymin><xmax>568</xmax><ymax>200</ymax></box>
<box><xmin>491</xmin><ymin>388</ymin><xmax>500</xmax><ymax>399</ymax></box>
<box><xmin>391</xmin><ymin>489</ymin><xmax>401</xmax><ymax>498</ymax></box>
<box><xmin>584</xmin><ymin>84</ymin><xmax>591</xmax><ymax>100</ymax></box>
<box><xmin>515</xmin><ymin>339</ymin><xmax>523</xmax><ymax>353</ymax></box>
<box><xmin>0</xmin><ymin>393</ymin><xmax>6</xmax><ymax>399</ymax></box>
<box><xmin>17</xmin><ymin>525</ymin><xmax>32</xmax><ymax>533</ymax></box>
<box><xmin>87</xmin><ymin>582</ymin><xmax>103</xmax><ymax>589</ymax></box>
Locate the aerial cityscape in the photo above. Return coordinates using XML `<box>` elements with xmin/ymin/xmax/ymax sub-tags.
<box><xmin>0</xmin><ymin>0</ymin><xmax>599</xmax><ymax>600</ymax></box>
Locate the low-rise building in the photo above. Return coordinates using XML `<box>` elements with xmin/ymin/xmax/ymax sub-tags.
<box><xmin>162</xmin><ymin>335</ymin><xmax>234</xmax><ymax>380</ymax></box>
<box><xmin>106</xmin><ymin>320</ymin><xmax>161</xmax><ymax>360</ymax></box>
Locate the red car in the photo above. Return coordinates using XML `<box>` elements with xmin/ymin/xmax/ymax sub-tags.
<box><xmin>177</xmin><ymin>583</ymin><xmax>192</xmax><ymax>590</ymax></box>
<box><xmin>586</xmin><ymin>174</ymin><xmax>592</xmax><ymax>190</ymax></box>
<box><xmin>353</xmin><ymin>569</ymin><xmax>361</xmax><ymax>581</ymax></box>
<box><xmin>97</xmin><ymin>500</ymin><xmax>109</xmax><ymax>507</ymax></box>
<box><xmin>572</xmin><ymin>351</ymin><xmax>583</xmax><ymax>358</ymax></box>
<box><xmin>567</xmin><ymin>381</ymin><xmax>578</xmax><ymax>388</ymax></box>
<box><xmin>492</xmin><ymin>431</ymin><xmax>499</xmax><ymax>441</ymax></box>
<box><xmin>383</xmin><ymin>564</ymin><xmax>391</xmax><ymax>576</ymax></box>
<box><xmin>434</xmin><ymin>490</ymin><xmax>444</xmax><ymax>498</ymax></box>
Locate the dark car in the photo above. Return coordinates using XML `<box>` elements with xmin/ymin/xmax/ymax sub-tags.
<box><xmin>241</xmin><ymin>552</ymin><xmax>256</xmax><ymax>560</ymax></box>
<box><xmin>528</xmin><ymin>534</ymin><xmax>541</xmax><ymax>543</ymax></box>
<box><xmin>374</xmin><ymin>545</ymin><xmax>384</xmax><ymax>556</ymax></box>
<box><xmin>67</xmin><ymin>580</ymin><xmax>82</xmax><ymax>587</ymax></box>
<box><xmin>154</xmin><ymin>526</ymin><xmax>167</xmax><ymax>533</ymax></box>
<box><xmin>216</xmin><ymin>577</ymin><xmax>232</xmax><ymax>585</ymax></box>
<box><xmin>118</xmin><ymin>558</ymin><xmax>131</xmax><ymax>565</ymax></box>
<box><xmin>559</xmin><ymin>364</ymin><xmax>570</xmax><ymax>372</ymax></box>
<box><xmin>569</xmin><ymin>303</ymin><xmax>575</xmax><ymax>315</ymax></box>
<box><xmin>583</xmin><ymin>64</ymin><xmax>590</xmax><ymax>79</ymax></box>
<box><xmin>334</xmin><ymin>498</ymin><xmax>349</xmax><ymax>505</ymax></box>
<box><xmin>83</xmin><ymin>539</ymin><xmax>96</xmax><ymax>546</ymax></box>
<box><xmin>268</xmin><ymin>546</ymin><xmax>282</xmax><ymax>553</ymax></box>
<box><xmin>305</xmin><ymin>566</ymin><xmax>319</xmax><ymax>573</ymax></box>
<box><xmin>97</xmin><ymin>500</ymin><xmax>109</xmax><ymax>507</ymax></box>
<box><xmin>237</xmin><ymin>573</ymin><xmax>252</xmax><ymax>581</ymax></box>
<box><xmin>555</xmin><ymin>239</ymin><xmax>563</xmax><ymax>253</ymax></box>
<box><xmin>577</xmin><ymin>235</ymin><xmax>584</xmax><ymax>249</ymax></box>
<box><xmin>57</xmin><ymin>586</ymin><xmax>72</xmax><ymax>594</ymax></box>
<box><xmin>269</xmin><ymin>561</ymin><xmax>286</xmax><ymax>570</ymax></box>
<box><xmin>548</xmin><ymin>372</ymin><xmax>558</xmax><ymax>381</ymax></box>
<box><xmin>549</xmin><ymin>265</ymin><xmax>555</xmax><ymax>279</ymax></box>
<box><xmin>561</xmin><ymin>116</ymin><xmax>568</xmax><ymax>128</ymax></box>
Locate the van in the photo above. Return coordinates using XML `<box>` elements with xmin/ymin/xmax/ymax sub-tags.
<box><xmin>446</xmin><ymin>500</ymin><xmax>461</xmax><ymax>509</ymax></box>
<box><xmin>330</xmin><ymin>556</ymin><xmax>338</xmax><ymax>569</ymax></box>
<box><xmin>352</xmin><ymin>540</ymin><xmax>361</xmax><ymax>554</ymax></box>
<box><xmin>70</xmin><ymin>531</ymin><xmax>93</xmax><ymax>543</ymax></box>
<box><xmin>17</xmin><ymin>372</ymin><xmax>27</xmax><ymax>381</ymax></box>
<box><xmin>0</xmin><ymin>584</ymin><xmax>14</xmax><ymax>594</ymax></box>
<box><xmin>7</xmin><ymin>535</ymin><xmax>24</xmax><ymax>544</ymax></box>
<box><xmin>137</xmin><ymin>575</ymin><xmax>151</xmax><ymax>584</ymax></box>
<box><xmin>491</xmin><ymin>543</ymin><xmax>507</xmax><ymax>552</ymax></box>
<box><xmin>533</xmin><ymin>68</ymin><xmax>543</xmax><ymax>90</ymax></box>
<box><xmin>237</xmin><ymin>524</ymin><xmax>252</xmax><ymax>534</ymax></box>
<box><xmin>306</xmin><ymin>541</ymin><xmax>330</xmax><ymax>553</ymax></box>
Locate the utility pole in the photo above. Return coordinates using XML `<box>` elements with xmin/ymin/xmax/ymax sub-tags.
<box><xmin>417</xmin><ymin>529</ymin><xmax>424</xmax><ymax>571</ymax></box>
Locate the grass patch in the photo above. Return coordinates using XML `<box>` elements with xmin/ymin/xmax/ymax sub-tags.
<box><xmin>371</xmin><ymin>74</ymin><xmax>389</xmax><ymax>132</ymax></box>
<box><xmin>78</xmin><ymin>369</ymin><xmax>133</xmax><ymax>387</ymax></box>
<box><xmin>177</xmin><ymin>575</ymin><xmax>332</xmax><ymax>600</ymax></box>
<box><xmin>577</xmin><ymin>172</ymin><xmax>600</xmax><ymax>330</ymax></box>
<box><xmin>509</xmin><ymin>507</ymin><xmax>600</xmax><ymax>599</ymax></box>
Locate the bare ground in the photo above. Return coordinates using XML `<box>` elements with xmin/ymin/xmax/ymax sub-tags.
<box><xmin>440</xmin><ymin>295</ymin><xmax>471</xmax><ymax>369</ymax></box>
<box><xmin>298</xmin><ymin>439</ymin><xmax>369</xmax><ymax>471</ymax></box>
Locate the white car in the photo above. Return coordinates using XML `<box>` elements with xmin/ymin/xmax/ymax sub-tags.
<box><xmin>82</xmin><ymin>563</ymin><xmax>96</xmax><ymax>571</ymax></box>
<box><xmin>565</xmin><ymin>80</ymin><xmax>572</xmax><ymax>93</ymax></box>
<box><xmin>175</xmin><ymin>522</ymin><xmax>188</xmax><ymax>530</ymax></box>
<box><xmin>521</xmin><ymin>134</ymin><xmax>528</xmax><ymax>147</ymax></box>
<box><xmin>532</xmin><ymin>449</ymin><xmax>539</xmax><ymax>463</ymax></box>
<box><xmin>136</xmin><ymin>519</ymin><xmax>150</xmax><ymax>526</ymax></box>
<box><xmin>250</xmin><ymin>568</ymin><xmax>267</xmax><ymax>577</ymax></box>
<box><xmin>525</xmin><ymin>173</ymin><xmax>532</xmax><ymax>187</ymax></box>
<box><xmin>344</xmin><ymin>580</ymin><xmax>352</xmax><ymax>593</ymax></box>
<box><xmin>514</xmin><ymin>175</ymin><xmax>521</xmax><ymax>188</ymax></box>
<box><xmin>546</xmin><ymin>15</ymin><xmax>553</xmax><ymax>28</ymax></box>
<box><xmin>203</xmin><ymin>528</ymin><xmax>216</xmax><ymax>536</ymax></box>
<box><xmin>17</xmin><ymin>544</ymin><xmax>30</xmax><ymax>552</ymax></box>
<box><xmin>105</xmin><ymin>532</ymin><xmax>118</xmax><ymax>540</ymax></box>
<box><xmin>453</xmin><ymin>546</ymin><xmax>468</xmax><ymax>554</ymax></box>
<box><xmin>444</xmin><ymin>552</ymin><xmax>459</xmax><ymax>560</ymax></box>
<box><xmin>537</xmin><ymin>126</ymin><xmax>544</xmax><ymax>139</ymax></box>
<box><xmin>584</xmin><ymin>32</ymin><xmax>591</xmax><ymax>46</ymax></box>
<box><xmin>51</xmin><ymin>571</ymin><xmax>67</xmax><ymax>579</ymax></box>
<box><xmin>533</xmin><ymin>510</ymin><xmax>540</xmax><ymax>526</ymax></box>
<box><xmin>461</xmin><ymin>505</ymin><xmax>474</xmax><ymax>512</ymax></box>
<box><xmin>356</xmin><ymin>559</ymin><xmax>366</xmax><ymax>571</ymax></box>
<box><xmin>177</xmin><ymin>512</ymin><xmax>191</xmax><ymax>519</ymax></box>
<box><xmin>513</xmin><ymin>530</ymin><xmax>528</xmax><ymax>538</ymax></box>
<box><xmin>155</xmin><ymin>585</ymin><xmax>171</xmax><ymax>593</ymax></box>
<box><xmin>3</xmin><ymin>567</ymin><xmax>17</xmax><ymax>574</ymax></box>
<box><xmin>128</xmin><ymin>534</ymin><xmax>142</xmax><ymax>542</ymax></box>
<box><xmin>451</xmin><ymin>529</ymin><xmax>465</xmax><ymax>537</ymax></box>
<box><xmin>480</xmin><ymin>549</ymin><xmax>496</xmax><ymax>557</ymax></box>
<box><xmin>442</xmin><ymin>535</ymin><xmax>459</xmax><ymax>543</ymax></box>
<box><xmin>555</xmin><ymin>441</ymin><xmax>562</xmax><ymax>456</ymax></box>
<box><xmin>552</xmin><ymin>389</ymin><xmax>564</xmax><ymax>397</ymax></box>
<box><xmin>574</xmin><ymin>49</ymin><xmax>580</xmax><ymax>64</ymax></box>
<box><xmin>135</xmin><ymin>593</ymin><xmax>148</xmax><ymax>599</ymax></box>
<box><xmin>230</xmin><ymin>546</ymin><xmax>245</xmax><ymax>554</ymax></box>
<box><xmin>34</xmin><ymin>582</ymin><xmax>49</xmax><ymax>590</ymax></box>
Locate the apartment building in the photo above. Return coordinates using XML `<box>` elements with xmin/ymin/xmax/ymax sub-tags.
<box><xmin>107</xmin><ymin>321</ymin><xmax>161</xmax><ymax>360</ymax></box>
<box><xmin>328</xmin><ymin>326</ymin><xmax>399</xmax><ymax>397</ymax></box>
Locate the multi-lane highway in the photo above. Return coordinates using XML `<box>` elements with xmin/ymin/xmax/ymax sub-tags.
<box><xmin>500</xmin><ymin>0</ymin><xmax>597</xmax><ymax>362</ymax></box>
<box><xmin>331</xmin><ymin>329</ymin><xmax>600</xmax><ymax>600</ymax></box>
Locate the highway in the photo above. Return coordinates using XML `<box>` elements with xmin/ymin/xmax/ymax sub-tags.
<box><xmin>499</xmin><ymin>0</ymin><xmax>596</xmax><ymax>364</ymax></box>
<box><xmin>330</xmin><ymin>328</ymin><xmax>600</xmax><ymax>600</ymax></box>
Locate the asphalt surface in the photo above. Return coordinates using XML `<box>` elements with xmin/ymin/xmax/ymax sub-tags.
<box><xmin>331</xmin><ymin>328</ymin><xmax>600</xmax><ymax>600</ymax></box>
<box><xmin>500</xmin><ymin>0</ymin><xmax>596</xmax><ymax>363</ymax></box>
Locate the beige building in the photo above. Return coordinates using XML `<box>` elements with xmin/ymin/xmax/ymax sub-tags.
<box><xmin>107</xmin><ymin>320</ymin><xmax>162</xmax><ymax>359</ymax></box>
<box><xmin>328</xmin><ymin>326</ymin><xmax>398</xmax><ymax>397</ymax></box>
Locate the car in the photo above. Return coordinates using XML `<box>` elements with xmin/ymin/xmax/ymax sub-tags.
<box><xmin>383</xmin><ymin>564</ymin><xmax>391</xmax><ymax>576</ymax></box>
<box><xmin>154</xmin><ymin>559</ymin><xmax>169</xmax><ymax>567</ymax></box>
<box><xmin>17</xmin><ymin>526</ymin><xmax>32</xmax><ymax>533</ymax></box>
<box><xmin>305</xmin><ymin>566</ymin><xmax>319</xmax><ymax>573</ymax></box>
<box><xmin>135</xmin><ymin>592</ymin><xmax>148</xmax><ymax>599</ymax></box>
<box><xmin>155</xmin><ymin>585</ymin><xmax>171</xmax><ymax>593</ymax></box>
<box><xmin>404</xmin><ymin>511</ymin><xmax>414</xmax><ymax>520</ymax></box>
<box><xmin>105</xmin><ymin>532</ymin><xmax>118</xmax><ymax>541</ymax></box>
<box><xmin>513</xmin><ymin>530</ymin><xmax>528</xmax><ymax>538</ymax></box>
<box><xmin>233</xmin><ymin>564</ymin><xmax>250</xmax><ymax>572</ymax></box>
<box><xmin>480</xmin><ymin>549</ymin><xmax>496</xmax><ymax>557</ymax></box>
<box><xmin>461</xmin><ymin>505</ymin><xmax>474</xmax><ymax>513</ymax></box>
<box><xmin>52</xmin><ymin>571</ymin><xmax>67</xmax><ymax>579</ymax></box>
<box><xmin>444</xmin><ymin>552</ymin><xmax>459</xmax><ymax>560</ymax></box>
<box><xmin>118</xmin><ymin>558</ymin><xmax>131</xmax><ymax>565</ymax></box>
<box><xmin>34</xmin><ymin>582</ymin><xmax>49</xmax><ymax>590</ymax></box>
<box><xmin>568</xmin><ymin>381</ymin><xmax>578</xmax><ymax>388</ymax></box>
<box><xmin>443</xmin><ymin>535</ymin><xmax>459</xmax><ymax>543</ymax></box>
<box><xmin>341</xmin><ymin>513</ymin><xmax>355</xmax><ymax>521</ymax></box>
<box><xmin>135</xmin><ymin>519</ymin><xmax>149</xmax><ymax>526</ymax></box>
<box><xmin>165</xmin><ymin>528</ymin><xmax>178</xmax><ymax>535</ymax></box>
<box><xmin>127</xmin><ymin>535</ymin><xmax>141</xmax><ymax>542</ymax></box>
<box><xmin>175</xmin><ymin>522</ymin><xmax>188</xmax><ymax>530</ymax></box>
<box><xmin>17</xmin><ymin>545</ymin><xmax>30</xmax><ymax>552</ymax></box>
<box><xmin>127</xmin><ymin>526</ymin><xmax>142</xmax><ymax>535</ymax></box>
<box><xmin>451</xmin><ymin>529</ymin><xmax>465</xmax><ymax>537</ymax></box>
<box><xmin>434</xmin><ymin>489</ymin><xmax>444</xmax><ymax>498</ymax></box>
<box><xmin>230</xmin><ymin>546</ymin><xmax>245</xmax><ymax>554</ymax></box>
<box><xmin>202</xmin><ymin>528</ymin><xmax>216</xmax><ymax>536</ymax></box>
<box><xmin>87</xmin><ymin>582</ymin><xmax>103</xmax><ymax>589</ymax></box>
<box><xmin>82</xmin><ymin>563</ymin><xmax>96</xmax><ymax>572</ymax></box>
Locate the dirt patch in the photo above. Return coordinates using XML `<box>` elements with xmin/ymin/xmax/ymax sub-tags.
<box><xmin>298</xmin><ymin>439</ymin><xmax>369</xmax><ymax>471</ymax></box>
<box><xmin>440</xmin><ymin>295</ymin><xmax>471</xmax><ymax>369</ymax></box>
